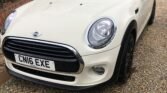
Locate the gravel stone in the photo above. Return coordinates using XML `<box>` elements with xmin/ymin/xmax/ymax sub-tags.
<box><xmin>0</xmin><ymin>0</ymin><xmax>167</xmax><ymax>92</ymax></box>
<box><xmin>0</xmin><ymin>55</ymin><xmax>5</xmax><ymax>73</ymax></box>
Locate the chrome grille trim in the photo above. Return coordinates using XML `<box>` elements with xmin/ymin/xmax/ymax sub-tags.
<box><xmin>2</xmin><ymin>36</ymin><xmax>84</xmax><ymax>74</ymax></box>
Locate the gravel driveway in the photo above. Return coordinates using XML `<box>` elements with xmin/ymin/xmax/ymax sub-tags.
<box><xmin>0</xmin><ymin>0</ymin><xmax>167</xmax><ymax>92</ymax></box>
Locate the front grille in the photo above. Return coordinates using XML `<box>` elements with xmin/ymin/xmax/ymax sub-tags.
<box><xmin>3</xmin><ymin>37</ymin><xmax>83</xmax><ymax>73</ymax></box>
<box><xmin>12</xmin><ymin>64</ymin><xmax>75</xmax><ymax>82</ymax></box>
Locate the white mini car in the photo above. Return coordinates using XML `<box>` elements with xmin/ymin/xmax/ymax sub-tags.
<box><xmin>1</xmin><ymin>0</ymin><xmax>156</xmax><ymax>90</ymax></box>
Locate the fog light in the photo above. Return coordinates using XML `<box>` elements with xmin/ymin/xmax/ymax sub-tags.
<box><xmin>92</xmin><ymin>66</ymin><xmax>105</xmax><ymax>75</ymax></box>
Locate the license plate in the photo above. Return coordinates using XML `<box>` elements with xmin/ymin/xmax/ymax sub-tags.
<box><xmin>14</xmin><ymin>54</ymin><xmax>55</xmax><ymax>71</ymax></box>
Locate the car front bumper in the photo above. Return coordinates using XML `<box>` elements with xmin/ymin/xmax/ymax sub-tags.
<box><xmin>5</xmin><ymin>45</ymin><xmax>120</xmax><ymax>90</ymax></box>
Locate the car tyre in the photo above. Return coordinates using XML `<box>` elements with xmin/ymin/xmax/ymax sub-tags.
<box><xmin>117</xmin><ymin>32</ymin><xmax>135</xmax><ymax>84</ymax></box>
<box><xmin>148</xmin><ymin>0</ymin><xmax>156</xmax><ymax>25</ymax></box>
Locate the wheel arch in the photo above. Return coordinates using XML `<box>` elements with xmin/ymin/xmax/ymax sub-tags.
<box><xmin>123</xmin><ymin>20</ymin><xmax>137</xmax><ymax>43</ymax></box>
<box><xmin>109</xmin><ymin>19</ymin><xmax>137</xmax><ymax>83</ymax></box>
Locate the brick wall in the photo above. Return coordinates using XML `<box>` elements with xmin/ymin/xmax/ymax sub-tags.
<box><xmin>0</xmin><ymin>0</ymin><xmax>31</xmax><ymax>28</ymax></box>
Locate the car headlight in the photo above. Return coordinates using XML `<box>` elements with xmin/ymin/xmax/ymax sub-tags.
<box><xmin>88</xmin><ymin>18</ymin><xmax>116</xmax><ymax>49</ymax></box>
<box><xmin>1</xmin><ymin>11</ymin><xmax>16</xmax><ymax>35</ymax></box>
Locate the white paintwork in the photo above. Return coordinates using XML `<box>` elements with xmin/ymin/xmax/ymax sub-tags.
<box><xmin>2</xmin><ymin>0</ymin><xmax>154</xmax><ymax>87</ymax></box>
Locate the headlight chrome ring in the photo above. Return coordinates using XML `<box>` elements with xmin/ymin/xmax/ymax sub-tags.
<box><xmin>1</xmin><ymin>10</ymin><xmax>16</xmax><ymax>35</ymax></box>
<box><xmin>87</xmin><ymin>17</ymin><xmax>117</xmax><ymax>49</ymax></box>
